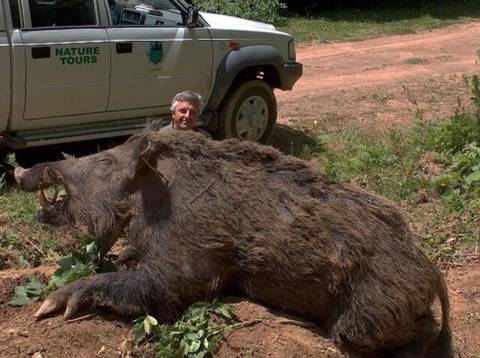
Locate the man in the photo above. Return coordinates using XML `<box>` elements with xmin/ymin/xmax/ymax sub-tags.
<box><xmin>161</xmin><ymin>90</ymin><xmax>211</xmax><ymax>137</ymax></box>
<box><xmin>118</xmin><ymin>91</ymin><xmax>210</xmax><ymax>265</ymax></box>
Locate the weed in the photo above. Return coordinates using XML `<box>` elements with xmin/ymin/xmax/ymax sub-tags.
<box><xmin>133</xmin><ymin>300</ymin><xmax>238</xmax><ymax>358</ymax></box>
<box><xmin>402</xmin><ymin>84</ymin><xmax>418</xmax><ymax>105</ymax></box>
<box><xmin>8</xmin><ymin>277</ymin><xmax>44</xmax><ymax>306</ymax></box>
<box><xmin>307</xmin><ymin>77</ymin><xmax>480</xmax><ymax>261</ymax></box>
<box><xmin>8</xmin><ymin>241</ymin><xmax>116</xmax><ymax>306</ymax></box>
<box><xmin>16</xmin><ymin>255</ymin><xmax>31</xmax><ymax>269</ymax></box>
<box><xmin>405</xmin><ymin>57</ymin><xmax>429</xmax><ymax>65</ymax></box>
<box><xmin>0</xmin><ymin>233</ymin><xmax>19</xmax><ymax>249</ymax></box>
<box><xmin>0</xmin><ymin>190</ymin><xmax>38</xmax><ymax>223</ymax></box>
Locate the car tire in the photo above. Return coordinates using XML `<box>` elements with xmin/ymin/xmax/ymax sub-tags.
<box><xmin>218</xmin><ymin>80</ymin><xmax>277</xmax><ymax>144</ymax></box>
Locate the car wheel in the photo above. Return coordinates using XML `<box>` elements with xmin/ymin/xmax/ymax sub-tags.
<box><xmin>219</xmin><ymin>80</ymin><xmax>277</xmax><ymax>143</ymax></box>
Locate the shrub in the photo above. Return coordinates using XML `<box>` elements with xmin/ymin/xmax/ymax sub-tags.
<box><xmin>192</xmin><ymin>0</ymin><xmax>285</xmax><ymax>25</ymax></box>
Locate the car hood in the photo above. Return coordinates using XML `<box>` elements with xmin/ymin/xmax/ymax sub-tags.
<box><xmin>200</xmin><ymin>12</ymin><xmax>276</xmax><ymax>31</ymax></box>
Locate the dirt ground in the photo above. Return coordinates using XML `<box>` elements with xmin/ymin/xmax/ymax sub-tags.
<box><xmin>2</xmin><ymin>22</ymin><xmax>480</xmax><ymax>357</ymax></box>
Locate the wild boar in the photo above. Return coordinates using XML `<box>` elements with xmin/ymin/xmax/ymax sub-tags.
<box><xmin>14</xmin><ymin>128</ymin><xmax>451</xmax><ymax>357</ymax></box>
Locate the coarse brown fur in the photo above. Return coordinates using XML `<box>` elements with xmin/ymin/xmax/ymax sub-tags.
<box><xmin>15</xmin><ymin>128</ymin><xmax>452</xmax><ymax>357</ymax></box>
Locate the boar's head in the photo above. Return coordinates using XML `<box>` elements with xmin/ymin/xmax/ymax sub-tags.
<box><xmin>14</xmin><ymin>131</ymin><xmax>171</xmax><ymax>250</ymax></box>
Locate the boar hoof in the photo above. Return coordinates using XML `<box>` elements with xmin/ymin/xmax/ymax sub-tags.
<box><xmin>35</xmin><ymin>281</ymin><xmax>91</xmax><ymax>320</ymax></box>
<box><xmin>35</xmin><ymin>298</ymin><xmax>63</xmax><ymax>319</ymax></box>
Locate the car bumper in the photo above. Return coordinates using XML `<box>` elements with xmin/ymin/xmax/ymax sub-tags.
<box><xmin>278</xmin><ymin>62</ymin><xmax>303</xmax><ymax>90</ymax></box>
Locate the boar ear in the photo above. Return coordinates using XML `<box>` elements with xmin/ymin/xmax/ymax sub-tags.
<box><xmin>130</xmin><ymin>136</ymin><xmax>170</xmax><ymax>186</ymax></box>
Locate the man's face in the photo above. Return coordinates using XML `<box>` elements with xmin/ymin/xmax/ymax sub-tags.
<box><xmin>171</xmin><ymin>100</ymin><xmax>199</xmax><ymax>130</ymax></box>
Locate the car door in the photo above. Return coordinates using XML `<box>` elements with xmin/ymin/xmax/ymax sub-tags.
<box><xmin>0</xmin><ymin>2</ymin><xmax>11</xmax><ymax>125</ymax></box>
<box><xmin>105</xmin><ymin>0</ymin><xmax>212</xmax><ymax>112</ymax></box>
<box><xmin>19</xmin><ymin>0</ymin><xmax>110</xmax><ymax>121</ymax></box>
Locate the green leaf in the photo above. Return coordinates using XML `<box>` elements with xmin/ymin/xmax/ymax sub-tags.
<box><xmin>24</xmin><ymin>277</ymin><xmax>45</xmax><ymax>296</ymax></box>
<box><xmin>188</xmin><ymin>340</ymin><xmax>201</xmax><ymax>353</ymax></box>
<box><xmin>185</xmin><ymin>332</ymin><xmax>199</xmax><ymax>340</ymax></box>
<box><xmin>465</xmin><ymin>169</ymin><xmax>480</xmax><ymax>185</ymax></box>
<box><xmin>145</xmin><ymin>315</ymin><xmax>158</xmax><ymax>326</ymax></box>
<box><xmin>8</xmin><ymin>295</ymin><xmax>36</xmax><ymax>306</ymax></box>
<box><xmin>183</xmin><ymin>341</ymin><xmax>190</xmax><ymax>356</ymax></box>
<box><xmin>14</xmin><ymin>286</ymin><xmax>28</xmax><ymax>297</ymax></box>
<box><xmin>173</xmin><ymin>345</ymin><xmax>185</xmax><ymax>358</ymax></box>
<box><xmin>132</xmin><ymin>322</ymin><xmax>147</xmax><ymax>343</ymax></box>
<box><xmin>215</xmin><ymin>304</ymin><xmax>234</xmax><ymax>319</ymax></box>
<box><xmin>144</xmin><ymin>319</ymin><xmax>153</xmax><ymax>335</ymax></box>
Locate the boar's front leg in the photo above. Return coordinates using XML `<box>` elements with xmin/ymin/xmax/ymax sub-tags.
<box><xmin>35</xmin><ymin>271</ymin><xmax>179</xmax><ymax>320</ymax></box>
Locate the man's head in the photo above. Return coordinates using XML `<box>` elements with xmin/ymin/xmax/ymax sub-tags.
<box><xmin>170</xmin><ymin>90</ymin><xmax>203</xmax><ymax>130</ymax></box>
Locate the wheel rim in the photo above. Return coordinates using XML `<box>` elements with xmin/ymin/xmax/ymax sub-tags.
<box><xmin>235</xmin><ymin>95</ymin><xmax>269</xmax><ymax>141</ymax></box>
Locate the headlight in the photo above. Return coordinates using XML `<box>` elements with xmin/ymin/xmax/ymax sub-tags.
<box><xmin>288</xmin><ymin>39</ymin><xmax>296</xmax><ymax>61</ymax></box>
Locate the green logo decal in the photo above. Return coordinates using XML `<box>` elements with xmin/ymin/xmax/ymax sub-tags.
<box><xmin>147</xmin><ymin>41</ymin><xmax>163</xmax><ymax>65</ymax></box>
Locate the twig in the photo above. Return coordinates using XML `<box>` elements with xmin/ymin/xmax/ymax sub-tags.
<box><xmin>275</xmin><ymin>318</ymin><xmax>317</xmax><ymax>329</ymax></box>
<box><xmin>208</xmin><ymin>319</ymin><xmax>263</xmax><ymax>337</ymax></box>
<box><xmin>65</xmin><ymin>313</ymin><xmax>96</xmax><ymax>324</ymax></box>
<box><xmin>231</xmin><ymin>318</ymin><xmax>263</xmax><ymax>329</ymax></box>
<box><xmin>139</xmin><ymin>141</ymin><xmax>169</xmax><ymax>185</ymax></box>
<box><xmin>140</xmin><ymin>157</ymin><xmax>169</xmax><ymax>185</ymax></box>
<box><xmin>49</xmin><ymin>313</ymin><xmax>97</xmax><ymax>331</ymax></box>
<box><xmin>453</xmin><ymin>331</ymin><xmax>466</xmax><ymax>344</ymax></box>
<box><xmin>189</xmin><ymin>178</ymin><xmax>216</xmax><ymax>204</ymax></box>
<box><xmin>431</xmin><ymin>217</ymin><xmax>480</xmax><ymax>234</ymax></box>
<box><xmin>431</xmin><ymin>222</ymin><xmax>461</xmax><ymax>234</ymax></box>
<box><xmin>23</xmin><ymin>237</ymin><xmax>45</xmax><ymax>257</ymax></box>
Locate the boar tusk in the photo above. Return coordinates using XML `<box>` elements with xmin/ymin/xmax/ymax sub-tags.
<box><xmin>52</xmin><ymin>187</ymin><xmax>59</xmax><ymax>202</ymax></box>
<box><xmin>13</xmin><ymin>166</ymin><xmax>26</xmax><ymax>181</ymax></box>
<box><xmin>38</xmin><ymin>189</ymin><xmax>50</xmax><ymax>206</ymax></box>
<box><xmin>42</xmin><ymin>167</ymin><xmax>54</xmax><ymax>185</ymax></box>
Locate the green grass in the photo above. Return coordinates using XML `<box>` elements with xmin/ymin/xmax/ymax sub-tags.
<box><xmin>0</xmin><ymin>190</ymin><xmax>38</xmax><ymax>223</ymax></box>
<box><xmin>0</xmin><ymin>186</ymin><xmax>82</xmax><ymax>268</ymax></box>
<box><xmin>279</xmin><ymin>2</ymin><xmax>480</xmax><ymax>43</ymax></box>
<box><xmin>306</xmin><ymin>99</ymin><xmax>480</xmax><ymax>261</ymax></box>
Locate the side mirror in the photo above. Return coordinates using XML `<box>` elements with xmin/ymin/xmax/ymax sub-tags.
<box><xmin>186</xmin><ymin>5</ymin><xmax>198</xmax><ymax>28</ymax></box>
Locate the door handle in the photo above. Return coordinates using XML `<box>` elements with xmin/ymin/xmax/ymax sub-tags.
<box><xmin>31</xmin><ymin>46</ymin><xmax>50</xmax><ymax>59</ymax></box>
<box><xmin>116</xmin><ymin>42</ymin><xmax>132</xmax><ymax>54</ymax></box>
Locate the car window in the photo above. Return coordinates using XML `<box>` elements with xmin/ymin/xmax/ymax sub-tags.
<box><xmin>29</xmin><ymin>0</ymin><xmax>97</xmax><ymax>28</ymax></box>
<box><xmin>9</xmin><ymin>0</ymin><xmax>21</xmax><ymax>28</ymax></box>
<box><xmin>109</xmin><ymin>0</ymin><xmax>184</xmax><ymax>27</ymax></box>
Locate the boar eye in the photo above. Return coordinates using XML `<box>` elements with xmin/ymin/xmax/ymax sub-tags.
<box><xmin>97</xmin><ymin>157</ymin><xmax>114</xmax><ymax>166</ymax></box>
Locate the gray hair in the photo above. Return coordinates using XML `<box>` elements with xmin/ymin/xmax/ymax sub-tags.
<box><xmin>170</xmin><ymin>90</ymin><xmax>203</xmax><ymax>112</ymax></box>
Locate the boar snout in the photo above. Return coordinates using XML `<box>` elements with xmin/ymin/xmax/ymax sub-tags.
<box><xmin>14</xmin><ymin>166</ymin><xmax>27</xmax><ymax>190</ymax></box>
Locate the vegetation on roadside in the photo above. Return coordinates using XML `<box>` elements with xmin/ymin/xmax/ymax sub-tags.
<box><xmin>280</xmin><ymin>0</ymin><xmax>480</xmax><ymax>43</ymax></box>
<box><xmin>192</xmin><ymin>0</ymin><xmax>480</xmax><ymax>43</ymax></box>
<box><xmin>303</xmin><ymin>75</ymin><xmax>480</xmax><ymax>261</ymax></box>
<box><xmin>192</xmin><ymin>0</ymin><xmax>285</xmax><ymax>25</ymax></box>
<box><xmin>133</xmin><ymin>301</ymin><xmax>238</xmax><ymax>358</ymax></box>
<box><xmin>8</xmin><ymin>240</ymin><xmax>116</xmax><ymax>306</ymax></box>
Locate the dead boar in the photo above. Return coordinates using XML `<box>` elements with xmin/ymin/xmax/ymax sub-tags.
<box><xmin>14</xmin><ymin>129</ymin><xmax>452</xmax><ymax>357</ymax></box>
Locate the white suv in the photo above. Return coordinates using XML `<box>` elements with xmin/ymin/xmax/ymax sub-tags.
<box><xmin>0</xmin><ymin>0</ymin><xmax>302</xmax><ymax>148</ymax></box>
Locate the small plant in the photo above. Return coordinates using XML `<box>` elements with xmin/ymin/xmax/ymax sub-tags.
<box><xmin>8</xmin><ymin>276</ymin><xmax>45</xmax><ymax>306</ymax></box>
<box><xmin>405</xmin><ymin>57</ymin><xmax>429</xmax><ymax>65</ymax></box>
<box><xmin>133</xmin><ymin>300</ymin><xmax>238</xmax><ymax>358</ymax></box>
<box><xmin>8</xmin><ymin>240</ymin><xmax>116</xmax><ymax>306</ymax></box>
<box><xmin>0</xmin><ymin>233</ymin><xmax>19</xmax><ymax>249</ymax></box>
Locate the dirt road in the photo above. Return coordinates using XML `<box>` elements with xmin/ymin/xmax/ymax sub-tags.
<box><xmin>277</xmin><ymin>21</ymin><xmax>480</xmax><ymax>132</ymax></box>
<box><xmin>1</xmin><ymin>22</ymin><xmax>480</xmax><ymax>357</ymax></box>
